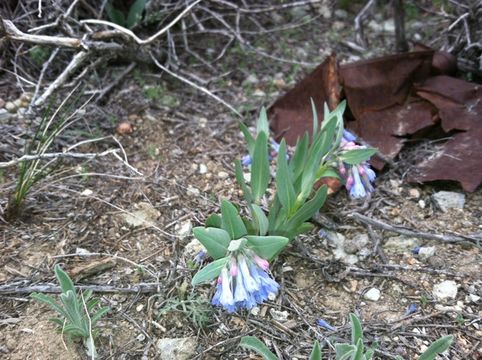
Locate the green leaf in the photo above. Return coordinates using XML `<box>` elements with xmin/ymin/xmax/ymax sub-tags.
<box><xmin>311</xmin><ymin>98</ymin><xmax>319</xmax><ymax>136</ymax></box>
<box><xmin>340</xmin><ymin>148</ymin><xmax>377</xmax><ymax>165</ymax></box>
<box><xmin>192</xmin><ymin>257</ymin><xmax>228</xmax><ymax>286</ymax></box>
<box><xmin>221</xmin><ymin>200</ymin><xmax>248</xmax><ymax>239</ymax></box>
<box><xmin>91</xmin><ymin>306</ymin><xmax>110</xmax><ymax>325</ymax></box>
<box><xmin>251</xmin><ymin>204</ymin><xmax>269</xmax><ymax>236</ymax></box>
<box><xmin>126</xmin><ymin>0</ymin><xmax>146</xmax><ymax>28</ymax></box>
<box><xmin>193</xmin><ymin>227</ymin><xmax>231</xmax><ymax>259</ymax></box>
<box><xmin>335</xmin><ymin>344</ymin><xmax>357</xmax><ymax>360</ymax></box>
<box><xmin>353</xmin><ymin>338</ymin><xmax>364</xmax><ymax>360</ymax></box>
<box><xmin>245</xmin><ymin>235</ymin><xmax>289</xmax><ymax>260</ymax></box>
<box><xmin>251</xmin><ymin>131</ymin><xmax>270</xmax><ymax>203</ymax></box>
<box><xmin>309</xmin><ymin>340</ymin><xmax>322</xmax><ymax>360</ymax></box>
<box><xmin>235</xmin><ymin>159</ymin><xmax>253</xmax><ymax>204</ymax></box>
<box><xmin>256</xmin><ymin>107</ymin><xmax>270</xmax><ymax>136</ymax></box>
<box><xmin>285</xmin><ymin>222</ymin><xmax>314</xmax><ymax>240</ymax></box>
<box><xmin>205</xmin><ymin>214</ymin><xmax>222</xmax><ymax>228</ymax></box>
<box><xmin>290</xmin><ymin>132</ymin><xmax>309</xmax><ymax>184</ymax></box>
<box><xmin>31</xmin><ymin>292</ymin><xmax>68</xmax><ymax>319</ymax></box>
<box><xmin>317</xmin><ymin>166</ymin><xmax>340</xmax><ymax>179</ymax></box>
<box><xmin>54</xmin><ymin>265</ymin><xmax>75</xmax><ymax>294</ymax></box>
<box><xmin>350</xmin><ymin>313</ymin><xmax>364</xmax><ymax>347</ymax></box>
<box><xmin>239</xmin><ymin>122</ymin><xmax>255</xmax><ymax>156</ymax></box>
<box><xmin>105</xmin><ymin>3</ymin><xmax>126</xmax><ymax>26</ymax></box>
<box><xmin>276</xmin><ymin>140</ymin><xmax>296</xmax><ymax>214</ymax></box>
<box><xmin>286</xmin><ymin>186</ymin><xmax>327</xmax><ymax>232</ymax></box>
<box><xmin>418</xmin><ymin>335</ymin><xmax>453</xmax><ymax>360</ymax></box>
<box><xmin>239</xmin><ymin>336</ymin><xmax>278</xmax><ymax>360</ymax></box>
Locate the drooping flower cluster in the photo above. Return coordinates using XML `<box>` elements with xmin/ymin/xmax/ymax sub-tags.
<box><xmin>338</xmin><ymin>130</ymin><xmax>376</xmax><ymax>199</ymax></box>
<box><xmin>211</xmin><ymin>250</ymin><xmax>279</xmax><ymax>312</ymax></box>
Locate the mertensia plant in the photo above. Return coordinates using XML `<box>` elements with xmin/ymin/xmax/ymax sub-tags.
<box><xmin>31</xmin><ymin>265</ymin><xmax>110</xmax><ymax>358</ymax></box>
<box><xmin>191</xmin><ymin>100</ymin><xmax>377</xmax><ymax>312</ymax></box>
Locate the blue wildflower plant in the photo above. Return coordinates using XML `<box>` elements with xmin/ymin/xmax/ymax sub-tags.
<box><xmin>192</xmin><ymin>100</ymin><xmax>378</xmax><ymax>312</ymax></box>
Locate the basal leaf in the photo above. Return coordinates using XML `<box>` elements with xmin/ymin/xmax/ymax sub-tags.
<box><xmin>192</xmin><ymin>257</ymin><xmax>228</xmax><ymax>286</ymax></box>
<box><xmin>276</xmin><ymin>140</ymin><xmax>296</xmax><ymax>214</ymax></box>
<box><xmin>239</xmin><ymin>122</ymin><xmax>256</xmax><ymax>156</ymax></box>
<box><xmin>418</xmin><ymin>335</ymin><xmax>453</xmax><ymax>360</ymax></box>
<box><xmin>286</xmin><ymin>185</ymin><xmax>327</xmax><ymax>233</ymax></box>
<box><xmin>235</xmin><ymin>159</ymin><xmax>253</xmax><ymax>204</ymax></box>
<box><xmin>309</xmin><ymin>340</ymin><xmax>322</xmax><ymax>360</ymax></box>
<box><xmin>54</xmin><ymin>265</ymin><xmax>75</xmax><ymax>294</ymax></box>
<box><xmin>245</xmin><ymin>235</ymin><xmax>289</xmax><ymax>260</ymax></box>
<box><xmin>251</xmin><ymin>131</ymin><xmax>270</xmax><ymax>203</ymax></box>
<box><xmin>126</xmin><ymin>0</ymin><xmax>146</xmax><ymax>28</ymax></box>
<box><xmin>251</xmin><ymin>204</ymin><xmax>269</xmax><ymax>236</ymax></box>
<box><xmin>340</xmin><ymin>148</ymin><xmax>377</xmax><ymax>165</ymax></box>
<box><xmin>221</xmin><ymin>200</ymin><xmax>248</xmax><ymax>239</ymax></box>
<box><xmin>193</xmin><ymin>227</ymin><xmax>231</xmax><ymax>259</ymax></box>
<box><xmin>205</xmin><ymin>214</ymin><xmax>222</xmax><ymax>228</ymax></box>
<box><xmin>239</xmin><ymin>336</ymin><xmax>278</xmax><ymax>360</ymax></box>
<box><xmin>350</xmin><ymin>313</ymin><xmax>364</xmax><ymax>348</ymax></box>
<box><xmin>256</xmin><ymin>107</ymin><xmax>270</xmax><ymax>136</ymax></box>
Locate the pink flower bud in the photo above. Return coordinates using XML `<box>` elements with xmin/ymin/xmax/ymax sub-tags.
<box><xmin>253</xmin><ymin>255</ymin><xmax>269</xmax><ymax>270</ymax></box>
<box><xmin>230</xmin><ymin>257</ymin><xmax>238</xmax><ymax>276</ymax></box>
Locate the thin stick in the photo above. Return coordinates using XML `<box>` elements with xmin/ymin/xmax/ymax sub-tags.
<box><xmin>80</xmin><ymin>0</ymin><xmax>202</xmax><ymax>45</ymax></box>
<box><xmin>0</xmin><ymin>149</ymin><xmax>119</xmax><ymax>169</ymax></box>
<box><xmin>149</xmin><ymin>52</ymin><xmax>241</xmax><ymax>117</ymax></box>
<box><xmin>0</xmin><ymin>282</ymin><xmax>164</xmax><ymax>295</ymax></box>
<box><xmin>350</xmin><ymin>212</ymin><xmax>479</xmax><ymax>244</ymax></box>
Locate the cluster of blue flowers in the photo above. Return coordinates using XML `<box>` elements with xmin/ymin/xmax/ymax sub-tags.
<box><xmin>338</xmin><ymin>130</ymin><xmax>376</xmax><ymax>199</ymax></box>
<box><xmin>211</xmin><ymin>250</ymin><xmax>279</xmax><ymax>313</ymax></box>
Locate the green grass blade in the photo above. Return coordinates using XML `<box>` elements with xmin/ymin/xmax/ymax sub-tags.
<box><xmin>251</xmin><ymin>131</ymin><xmax>270</xmax><ymax>203</ymax></box>
<box><xmin>239</xmin><ymin>336</ymin><xmax>278</xmax><ymax>360</ymax></box>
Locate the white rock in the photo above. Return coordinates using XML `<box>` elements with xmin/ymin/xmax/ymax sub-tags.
<box><xmin>364</xmin><ymin>288</ymin><xmax>381</xmax><ymax>302</ymax></box>
<box><xmin>334</xmin><ymin>9</ymin><xmax>348</xmax><ymax>19</ymax></box>
<box><xmin>123</xmin><ymin>202</ymin><xmax>160</xmax><ymax>227</ymax></box>
<box><xmin>186</xmin><ymin>185</ymin><xmax>200</xmax><ymax>196</ymax></box>
<box><xmin>198</xmin><ymin>164</ymin><xmax>208</xmax><ymax>174</ymax></box>
<box><xmin>469</xmin><ymin>294</ymin><xmax>480</xmax><ymax>303</ymax></box>
<box><xmin>243</xmin><ymin>172</ymin><xmax>251</xmax><ymax>183</ymax></box>
<box><xmin>432</xmin><ymin>191</ymin><xmax>465</xmax><ymax>212</ymax></box>
<box><xmin>243</xmin><ymin>74</ymin><xmax>259</xmax><ymax>85</ymax></box>
<box><xmin>434</xmin><ymin>301</ymin><xmax>464</xmax><ymax>312</ymax></box>
<box><xmin>156</xmin><ymin>337</ymin><xmax>197</xmax><ymax>360</ymax></box>
<box><xmin>183</xmin><ymin>238</ymin><xmax>204</xmax><ymax>259</ymax></box>
<box><xmin>217</xmin><ymin>171</ymin><xmax>229</xmax><ymax>179</ymax></box>
<box><xmin>418</xmin><ymin>200</ymin><xmax>426</xmax><ymax>209</ymax></box>
<box><xmin>5</xmin><ymin>101</ymin><xmax>17</xmax><ymax>113</ymax></box>
<box><xmin>417</xmin><ymin>246</ymin><xmax>436</xmax><ymax>259</ymax></box>
<box><xmin>433</xmin><ymin>280</ymin><xmax>458</xmax><ymax>301</ymax></box>
<box><xmin>80</xmin><ymin>189</ymin><xmax>94</xmax><ymax>196</ymax></box>
<box><xmin>326</xmin><ymin>231</ymin><xmax>359</xmax><ymax>264</ymax></box>
<box><xmin>253</xmin><ymin>89</ymin><xmax>266</xmax><ymax>97</ymax></box>
<box><xmin>176</xmin><ymin>220</ymin><xmax>192</xmax><ymax>240</ymax></box>
<box><xmin>384</xmin><ymin>236</ymin><xmax>420</xmax><ymax>252</ymax></box>
<box><xmin>270</xmin><ymin>309</ymin><xmax>289</xmax><ymax>322</ymax></box>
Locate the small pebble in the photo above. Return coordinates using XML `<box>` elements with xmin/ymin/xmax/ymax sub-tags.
<box><xmin>364</xmin><ymin>288</ymin><xmax>381</xmax><ymax>302</ymax></box>
<box><xmin>270</xmin><ymin>309</ymin><xmax>289</xmax><ymax>322</ymax></box>
<box><xmin>5</xmin><ymin>101</ymin><xmax>16</xmax><ymax>113</ymax></box>
<box><xmin>433</xmin><ymin>280</ymin><xmax>458</xmax><ymax>301</ymax></box>
<box><xmin>218</xmin><ymin>171</ymin><xmax>229</xmax><ymax>179</ymax></box>
<box><xmin>199</xmin><ymin>164</ymin><xmax>208</xmax><ymax>174</ymax></box>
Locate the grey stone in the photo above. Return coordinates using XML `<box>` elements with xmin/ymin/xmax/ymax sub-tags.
<box><xmin>326</xmin><ymin>231</ymin><xmax>359</xmax><ymax>264</ymax></box>
<box><xmin>432</xmin><ymin>191</ymin><xmax>465</xmax><ymax>212</ymax></box>
<box><xmin>5</xmin><ymin>101</ymin><xmax>17</xmax><ymax>113</ymax></box>
<box><xmin>243</xmin><ymin>74</ymin><xmax>259</xmax><ymax>85</ymax></box>
<box><xmin>0</xmin><ymin>108</ymin><xmax>13</xmax><ymax>121</ymax></box>
<box><xmin>344</xmin><ymin>233</ymin><xmax>369</xmax><ymax>254</ymax></box>
<box><xmin>156</xmin><ymin>337</ymin><xmax>197</xmax><ymax>360</ymax></box>
<box><xmin>432</xmin><ymin>280</ymin><xmax>458</xmax><ymax>301</ymax></box>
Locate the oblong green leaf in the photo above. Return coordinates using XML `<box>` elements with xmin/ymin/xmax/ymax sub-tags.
<box><xmin>193</xmin><ymin>227</ymin><xmax>231</xmax><ymax>259</ymax></box>
<box><xmin>126</xmin><ymin>0</ymin><xmax>146</xmax><ymax>28</ymax></box>
<box><xmin>340</xmin><ymin>148</ymin><xmax>377</xmax><ymax>165</ymax></box>
<box><xmin>251</xmin><ymin>131</ymin><xmax>270</xmax><ymax>203</ymax></box>
<box><xmin>239</xmin><ymin>336</ymin><xmax>278</xmax><ymax>360</ymax></box>
<box><xmin>221</xmin><ymin>200</ymin><xmax>248</xmax><ymax>239</ymax></box>
<box><xmin>239</xmin><ymin>122</ymin><xmax>255</xmax><ymax>156</ymax></box>
<box><xmin>350</xmin><ymin>313</ymin><xmax>364</xmax><ymax>347</ymax></box>
<box><xmin>309</xmin><ymin>340</ymin><xmax>322</xmax><ymax>360</ymax></box>
<box><xmin>251</xmin><ymin>204</ymin><xmax>269</xmax><ymax>236</ymax></box>
<box><xmin>256</xmin><ymin>107</ymin><xmax>270</xmax><ymax>136</ymax></box>
<box><xmin>289</xmin><ymin>133</ymin><xmax>309</xmax><ymax>184</ymax></box>
<box><xmin>418</xmin><ymin>335</ymin><xmax>453</xmax><ymax>360</ymax></box>
<box><xmin>286</xmin><ymin>186</ymin><xmax>328</xmax><ymax>232</ymax></box>
<box><xmin>235</xmin><ymin>159</ymin><xmax>253</xmax><ymax>204</ymax></box>
<box><xmin>191</xmin><ymin>257</ymin><xmax>228</xmax><ymax>286</ymax></box>
<box><xmin>335</xmin><ymin>344</ymin><xmax>357</xmax><ymax>360</ymax></box>
<box><xmin>276</xmin><ymin>140</ymin><xmax>296</xmax><ymax>214</ymax></box>
<box><xmin>245</xmin><ymin>235</ymin><xmax>289</xmax><ymax>260</ymax></box>
<box><xmin>54</xmin><ymin>265</ymin><xmax>75</xmax><ymax>294</ymax></box>
<box><xmin>205</xmin><ymin>214</ymin><xmax>222</xmax><ymax>228</ymax></box>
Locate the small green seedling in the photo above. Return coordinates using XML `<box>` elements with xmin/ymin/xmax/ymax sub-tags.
<box><xmin>31</xmin><ymin>265</ymin><xmax>110</xmax><ymax>358</ymax></box>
